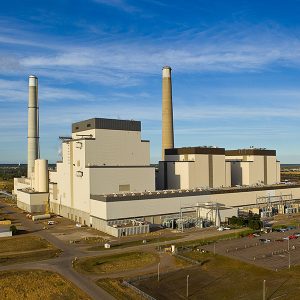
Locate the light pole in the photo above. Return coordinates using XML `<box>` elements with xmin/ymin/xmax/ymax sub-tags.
<box><xmin>289</xmin><ymin>251</ymin><xmax>291</xmax><ymax>270</ymax></box>
<box><xmin>263</xmin><ymin>279</ymin><xmax>266</xmax><ymax>300</ymax></box>
<box><xmin>186</xmin><ymin>274</ymin><xmax>189</xmax><ymax>298</ymax></box>
<box><xmin>158</xmin><ymin>262</ymin><xmax>160</xmax><ymax>282</ymax></box>
<box><xmin>288</xmin><ymin>238</ymin><xmax>290</xmax><ymax>251</ymax></box>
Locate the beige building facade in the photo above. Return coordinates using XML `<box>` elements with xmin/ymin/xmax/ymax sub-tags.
<box><xmin>226</xmin><ymin>149</ymin><xmax>280</xmax><ymax>186</ymax></box>
<box><xmin>48</xmin><ymin>118</ymin><xmax>155</xmax><ymax>229</ymax></box>
<box><xmin>158</xmin><ymin>147</ymin><xmax>229</xmax><ymax>190</ymax></box>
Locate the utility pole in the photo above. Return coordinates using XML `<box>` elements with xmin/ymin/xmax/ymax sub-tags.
<box><xmin>263</xmin><ymin>279</ymin><xmax>266</xmax><ymax>300</ymax></box>
<box><xmin>186</xmin><ymin>275</ymin><xmax>189</xmax><ymax>298</ymax></box>
<box><xmin>158</xmin><ymin>262</ymin><xmax>160</xmax><ymax>282</ymax></box>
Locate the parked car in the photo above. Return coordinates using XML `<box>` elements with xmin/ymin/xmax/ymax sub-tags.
<box><xmin>259</xmin><ymin>238</ymin><xmax>271</xmax><ymax>243</ymax></box>
<box><xmin>294</xmin><ymin>233</ymin><xmax>300</xmax><ymax>237</ymax></box>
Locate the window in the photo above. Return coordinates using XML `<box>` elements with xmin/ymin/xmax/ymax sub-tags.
<box><xmin>76</xmin><ymin>171</ymin><xmax>83</xmax><ymax>177</ymax></box>
<box><xmin>87</xmin><ymin>123</ymin><xmax>91</xmax><ymax>127</ymax></box>
<box><xmin>119</xmin><ymin>184</ymin><xmax>130</xmax><ymax>192</ymax></box>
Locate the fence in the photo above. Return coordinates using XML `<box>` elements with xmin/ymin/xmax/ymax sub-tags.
<box><xmin>122</xmin><ymin>280</ymin><xmax>156</xmax><ymax>300</ymax></box>
<box><xmin>173</xmin><ymin>253</ymin><xmax>201</xmax><ymax>265</ymax></box>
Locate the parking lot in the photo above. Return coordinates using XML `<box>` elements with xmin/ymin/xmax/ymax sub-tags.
<box><xmin>203</xmin><ymin>229</ymin><xmax>300</xmax><ymax>270</ymax></box>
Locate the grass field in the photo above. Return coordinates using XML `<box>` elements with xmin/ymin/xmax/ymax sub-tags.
<box><xmin>0</xmin><ymin>179</ymin><xmax>14</xmax><ymax>193</ymax></box>
<box><xmin>0</xmin><ymin>235</ymin><xmax>52</xmax><ymax>253</ymax></box>
<box><xmin>87</xmin><ymin>236</ymin><xmax>182</xmax><ymax>251</ymax></box>
<box><xmin>0</xmin><ymin>249</ymin><xmax>60</xmax><ymax>266</ymax></box>
<box><xmin>74</xmin><ymin>251</ymin><xmax>158</xmax><ymax>274</ymax></box>
<box><xmin>281</xmin><ymin>171</ymin><xmax>300</xmax><ymax>183</ymax></box>
<box><xmin>135</xmin><ymin>251</ymin><xmax>300</xmax><ymax>299</ymax></box>
<box><xmin>0</xmin><ymin>235</ymin><xmax>61</xmax><ymax>266</ymax></box>
<box><xmin>0</xmin><ymin>270</ymin><xmax>90</xmax><ymax>300</ymax></box>
<box><xmin>171</xmin><ymin>229</ymin><xmax>254</xmax><ymax>249</ymax></box>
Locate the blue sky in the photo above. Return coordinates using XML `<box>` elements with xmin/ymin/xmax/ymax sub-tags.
<box><xmin>1</xmin><ymin>0</ymin><xmax>300</xmax><ymax>163</ymax></box>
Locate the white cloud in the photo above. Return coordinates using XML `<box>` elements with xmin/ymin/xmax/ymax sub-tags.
<box><xmin>3</xmin><ymin>21</ymin><xmax>300</xmax><ymax>86</ymax></box>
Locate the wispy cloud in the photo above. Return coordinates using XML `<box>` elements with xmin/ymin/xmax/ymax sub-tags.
<box><xmin>0</xmin><ymin>79</ymin><xmax>96</xmax><ymax>103</ymax></box>
<box><xmin>93</xmin><ymin>0</ymin><xmax>139</xmax><ymax>13</ymax></box>
<box><xmin>1</xmin><ymin>22</ymin><xmax>300</xmax><ymax>87</ymax></box>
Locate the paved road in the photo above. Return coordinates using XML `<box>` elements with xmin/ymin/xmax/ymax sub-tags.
<box><xmin>0</xmin><ymin>199</ymin><xmax>115</xmax><ymax>300</ymax></box>
<box><xmin>0</xmin><ymin>196</ymin><xmax>246</xmax><ymax>299</ymax></box>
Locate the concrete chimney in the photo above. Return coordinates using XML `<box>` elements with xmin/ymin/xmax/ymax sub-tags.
<box><xmin>27</xmin><ymin>75</ymin><xmax>39</xmax><ymax>178</ymax></box>
<box><xmin>162</xmin><ymin>66</ymin><xmax>174</xmax><ymax>160</ymax></box>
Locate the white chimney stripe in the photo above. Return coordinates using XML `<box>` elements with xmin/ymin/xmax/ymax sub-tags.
<box><xmin>162</xmin><ymin>68</ymin><xmax>171</xmax><ymax>78</ymax></box>
<box><xmin>29</xmin><ymin>76</ymin><xmax>37</xmax><ymax>87</ymax></box>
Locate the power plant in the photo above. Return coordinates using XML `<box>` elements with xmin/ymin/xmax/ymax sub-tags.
<box><xmin>13</xmin><ymin>68</ymin><xmax>300</xmax><ymax>237</ymax></box>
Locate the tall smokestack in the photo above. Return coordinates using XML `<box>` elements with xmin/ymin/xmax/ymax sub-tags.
<box><xmin>162</xmin><ymin>66</ymin><xmax>174</xmax><ymax>160</ymax></box>
<box><xmin>27</xmin><ymin>75</ymin><xmax>39</xmax><ymax>178</ymax></box>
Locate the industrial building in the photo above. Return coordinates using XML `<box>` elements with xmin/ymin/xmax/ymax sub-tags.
<box><xmin>157</xmin><ymin>146</ymin><xmax>230</xmax><ymax>190</ymax></box>
<box><xmin>13</xmin><ymin>68</ymin><xmax>300</xmax><ymax>237</ymax></box>
<box><xmin>48</xmin><ymin>117</ymin><xmax>155</xmax><ymax>233</ymax></box>
<box><xmin>226</xmin><ymin>149</ymin><xmax>281</xmax><ymax>186</ymax></box>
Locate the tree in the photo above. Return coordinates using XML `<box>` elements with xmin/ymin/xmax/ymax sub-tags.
<box><xmin>10</xmin><ymin>225</ymin><xmax>18</xmax><ymax>235</ymax></box>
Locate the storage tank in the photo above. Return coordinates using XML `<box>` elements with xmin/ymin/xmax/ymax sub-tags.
<box><xmin>34</xmin><ymin>159</ymin><xmax>40</xmax><ymax>191</ymax></box>
<box><xmin>38</xmin><ymin>159</ymin><xmax>49</xmax><ymax>192</ymax></box>
<box><xmin>32</xmin><ymin>214</ymin><xmax>51</xmax><ymax>221</ymax></box>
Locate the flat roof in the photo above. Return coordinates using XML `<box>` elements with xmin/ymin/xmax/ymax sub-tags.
<box><xmin>165</xmin><ymin>146</ymin><xmax>225</xmax><ymax>156</ymax></box>
<box><xmin>226</xmin><ymin>149</ymin><xmax>276</xmax><ymax>156</ymax></box>
<box><xmin>72</xmin><ymin>118</ymin><xmax>141</xmax><ymax>133</ymax></box>
<box><xmin>90</xmin><ymin>183</ymin><xmax>300</xmax><ymax>202</ymax></box>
